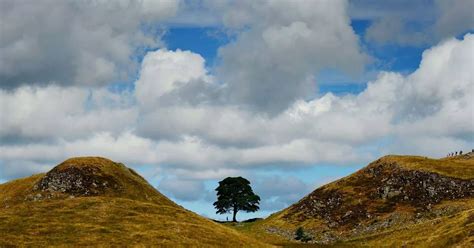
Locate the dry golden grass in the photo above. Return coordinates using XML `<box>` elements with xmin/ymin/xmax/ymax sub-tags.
<box><xmin>223</xmin><ymin>221</ymin><xmax>295</xmax><ymax>246</ymax></box>
<box><xmin>252</xmin><ymin>155</ymin><xmax>474</xmax><ymax>247</ymax></box>
<box><xmin>345</xmin><ymin>207</ymin><xmax>474</xmax><ymax>247</ymax></box>
<box><xmin>0</xmin><ymin>173</ymin><xmax>44</xmax><ymax>206</ymax></box>
<box><xmin>2</xmin><ymin>155</ymin><xmax>473</xmax><ymax>247</ymax></box>
<box><xmin>379</xmin><ymin>155</ymin><xmax>474</xmax><ymax>179</ymax></box>
<box><xmin>0</xmin><ymin>197</ymin><xmax>269</xmax><ymax>247</ymax></box>
<box><xmin>0</xmin><ymin>157</ymin><xmax>269</xmax><ymax>247</ymax></box>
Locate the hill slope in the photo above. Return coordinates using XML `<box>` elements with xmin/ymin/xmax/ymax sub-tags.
<box><xmin>257</xmin><ymin>153</ymin><xmax>474</xmax><ymax>247</ymax></box>
<box><xmin>0</xmin><ymin>157</ymin><xmax>267</xmax><ymax>247</ymax></box>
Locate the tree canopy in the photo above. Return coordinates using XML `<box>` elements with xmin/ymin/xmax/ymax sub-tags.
<box><xmin>213</xmin><ymin>177</ymin><xmax>260</xmax><ymax>222</ymax></box>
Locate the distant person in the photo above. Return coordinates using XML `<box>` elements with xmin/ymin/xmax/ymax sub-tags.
<box><xmin>455</xmin><ymin>152</ymin><xmax>458</xmax><ymax>155</ymax></box>
<box><xmin>460</xmin><ymin>150</ymin><xmax>463</xmax><ymax>155</ymax></box>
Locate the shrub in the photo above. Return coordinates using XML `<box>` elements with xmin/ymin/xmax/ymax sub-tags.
<box><xmin>295</xmin><ymin>227</ymin><xmax>312</xmax><ymax>242</ymax></box>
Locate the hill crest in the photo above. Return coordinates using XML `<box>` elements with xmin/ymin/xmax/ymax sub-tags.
<box><xmin>2</xmin><ymin>156</ymin><xmax>175</xmax><ymax>207</ymax></box>
<box><xmin>0</xmin><ymin>156</ymin><xmax>267</xmax><ymax>247</ymax></box>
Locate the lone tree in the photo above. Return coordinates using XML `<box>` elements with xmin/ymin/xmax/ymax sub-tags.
<box><xmin>213</xmin><ymin>177</ymin><xmax>260</xmax><ymax>222</ymax></box>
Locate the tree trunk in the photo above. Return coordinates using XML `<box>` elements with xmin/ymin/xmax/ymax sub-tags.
<box><xmin>232</xmin><ymin>207</ymin><xmax>237</xmax><ymax>222</ymax></box>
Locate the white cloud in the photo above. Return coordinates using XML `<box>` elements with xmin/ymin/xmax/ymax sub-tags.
<box><xmin>2</xmin><ymin>34</ymin><xmax>473</xmax><ymax>183</ymax></box>
<box><xmin>435</xmin><ymin>0</ymin><xmax>474</xmax><ymax>38</ymax></box>
<box><xmin>357</xmin><ymin>0</ymin><xmax>474</xmax><ymax>46</ymax></box>
<box><xmin>210</xmin><ymin>0</ymin><xmax>368</xmax><ymax>113</ymax></box>
<box><xmin>0</xmin><ymin>86</ymin><xmax>137</xmax><ymax>141</ymax></box>
<box><xmin>6</xmin><ymin>34</ymin><xmax>473</xmax><ymax>182</ymax></box>
<box><xmin>139</xmin><ymin>33</ymin><xmax>473</xmax><ymax>166</ymax></box>
<box><xmin>0</xmin><ymin>0</ymin><xmax>179</xmax><ymax>89</ymax></box>
<box><xmin>135</xmin><ymin>49</ymin><xmax>213</xmax><ymax>110</ymax></box>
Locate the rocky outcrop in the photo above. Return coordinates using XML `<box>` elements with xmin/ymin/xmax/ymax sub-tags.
<box><xmin>33</xmin><ymin>163</ymin><xmax>121</xmax><ymax>196</ymax></box>
<box><xmin>263</xmin><ymin>155</ymin><xmax>474</xmax><ymax>245</ymax></box>
<box><xmin>370</xmin><ymin>162</ymin><xmax>473</xmax><ymax>208</ymax></box>
<box><xmin>283</xmin><ymin>159</ymin><xmax>474</xmax><ymax>229</ymax></box>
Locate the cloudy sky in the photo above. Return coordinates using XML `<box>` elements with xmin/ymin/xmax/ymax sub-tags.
<box><xmin>0</xmin><ymin>0</ymin><xmax>473</xmax><ymax>220</ymax></box>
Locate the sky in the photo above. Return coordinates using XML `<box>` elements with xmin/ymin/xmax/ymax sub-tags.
<box><xmin>0</xmin><ymin>0</ymin><xmax>473</xmax><ymax>220</ymax></box>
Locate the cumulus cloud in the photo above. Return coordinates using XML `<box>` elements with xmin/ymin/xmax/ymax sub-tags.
<box><xmin>356</xmin><ymin>0</ymin><xmax>474</xmax><ymax>46</ymax></box>
<box><xmin>3</xmin><ymin>33</ymin><xmax>472</xmax><ymax>182</ymax></box>
<box><xmin>135</xmin><ymin>49</ymin><xmax>215</xmax><ymax>110</ymax></box>
<box><xmin>0</xmin><ymin>86</ymin><xmax>137</xmax><ymax>142</ymax></box>
<box><xmin>209</xmin><ymin>0</ymin><xmax>368</xmax><ymax>114</ymax></box>
<box><xmin>0</xmin><ymin>0</ymin><xmax>179</xmax><ymax>89</ymax></box>
<box><xmin>142</xmin><ymin>33</ymin><xmax>473</xmax><ymax>164</ymax></box>
<box><xmin>434</xmin><ymin>0</ymin><xmax>474</xmax><ymax>38</ymax></box>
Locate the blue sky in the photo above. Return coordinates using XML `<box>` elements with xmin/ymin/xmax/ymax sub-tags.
<box><xmin>0</xmin><ymin>0</ymin><xmax>473</xmax><ymax>221</ymax></box>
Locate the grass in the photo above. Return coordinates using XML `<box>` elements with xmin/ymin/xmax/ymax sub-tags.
<box><xmin>344</xmin><ymin>207</ymin><xmax>474</xmax><ymax>247</ymax></box>
<box><xmin>1</xmin><ymin>155</ymin><xmax>473</xmax><ymax>247</ymax></box>
<box><xmin>223</xmin><ymin>220</ymin><xmax>293</xmax><ymax>246</ymax></box>
<box><xmin>379</xmin><ymin>155</ymin><xmax>474</xmax><ymax>179</ymax></box>
<box><xmin>0</xmin><ymin>197</ymin><xmax>269</xmax><ymax>247</ymax></box>
<box><xmin>0</xmin><ymin>157</ymin><xmax>269</xmax><ymax>247</ymax></box>
<box><xmin>249</xmin><ymin>154</ymin><xmax>474</xmax><ymax>247</ymax></box>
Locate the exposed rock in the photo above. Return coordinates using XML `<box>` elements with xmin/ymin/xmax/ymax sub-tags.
<box><xmin>265</xmin><ymin>227</ymin><xmax>294</xmax><ymax>240</ymax></box>
<box><xmin>34</xmin><ymin>163</ymin><xmax>120</xmax><ymax>196</ymax></box>
<box><xmin>280</xmin><ymin>157</ymin><xmax>474</xmax><ymax>243</ymax></box>
<box><xmin>369</xmin><ymin>163</ymin><xmax>473</xmax><ymax>209</ymax></box>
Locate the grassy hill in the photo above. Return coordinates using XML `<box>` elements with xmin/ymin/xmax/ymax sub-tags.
<box><xmin>235</xmin><ymin>153</ymin><xmax>474</xmax><ymax>247</ymax></box>
<box><xmin>2</xmin><ymin>155</ymin><xmax>473</xmax><ymax>247</ymax></box>
<box><xmin>0</xmin><ymin>157</ymin><xmax>268</xmax><ymax>247</ymax></box>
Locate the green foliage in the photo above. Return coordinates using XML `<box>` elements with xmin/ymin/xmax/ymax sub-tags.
<box><xmin>295</xmin><ymin>227</ymin><xmax>304</xmax><ymax>240</ymax></box>
<box><xmin>301</xmin><ymin>235</ymin><xmax>312</xmax><ymax>243</ymax></box>
<box><xmin>294</xmin><ymin>227</ymin><xmax>312</xmax><ymax>243</ymax></box>
<box><xmin>213</xmin><ymin>177</ymin><xmax>260</xmax><ymax>222</ymax></box>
